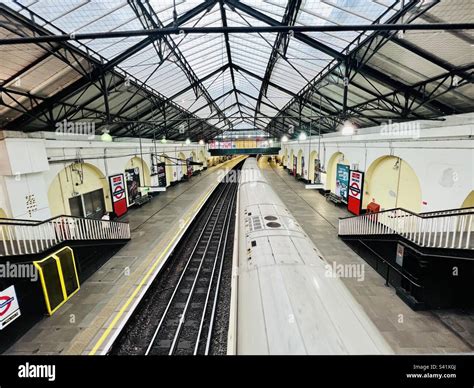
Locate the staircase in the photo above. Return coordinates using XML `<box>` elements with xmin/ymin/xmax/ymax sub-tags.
<box><xmin>0</xmin><ymin>215</ymin><xmax>131</xmax><ymax>257</ymax></box>
<box><xmin>339</xmin><ymin>207</ymin><xmax>473</xmax><ymax>250</ymax></box>
<box><xmin>338</xmin><ymin>207</ymin><xmax>474</xmax><ymax>309</ymax></box>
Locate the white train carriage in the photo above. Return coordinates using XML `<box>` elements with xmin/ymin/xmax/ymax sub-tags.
<box><xmin>236</xmin><ymin>157</ymin><xmax>392</xmax><ymax>355</ymax></box>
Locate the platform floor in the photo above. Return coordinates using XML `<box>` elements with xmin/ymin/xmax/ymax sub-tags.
<box><xmin>5</xmin><ymin>157</ymin><xmax>245</xmax><ymax>355</ymax></box>
<box><xmin>259</xmin><ymin>158</ymin><xmax>472</xmax><ymax>354</ymax></box>
<box><xmin>6</xmin><ymin>155</ymin><xmax>472</xmax><ymax>355</ymax></box>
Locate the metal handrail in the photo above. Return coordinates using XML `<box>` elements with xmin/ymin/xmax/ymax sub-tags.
<box><xmin>0</xmin><ymin>215</ymin><xmax>131</xmax><ymax>257</ymax></box>
<box><xmin>358</xmin><ymin>240</ymin><xmax>422</xmax><ymax>289</ymax></box>
<box><xmin>0</xmin><ymin>214</ymin><xmax>130</xmax><ymax>227</ymax></box>
<box><xmin>419</xmin><ymin>206</ymin><xmax>474</xmax><ymax>216</ymax></box>
<box><xmin>339</xmin><ymin>207</ymin><xmax>474</xmax><ymax>220</ymax></box>
<box><xmin>0</xmin><ymin>217</ymin><xmax>41</xmax><ymax>224</ymax></box>
<box><xmin>338</xmin><ymin>208</ymin><xmax>473</xmax><ymax>250</ymax></box>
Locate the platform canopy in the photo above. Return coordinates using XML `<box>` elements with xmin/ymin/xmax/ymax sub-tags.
<box><xmin>0</xmin><ymin>0</ymin><xmax>472</xmax><ymax>140</ymax></box>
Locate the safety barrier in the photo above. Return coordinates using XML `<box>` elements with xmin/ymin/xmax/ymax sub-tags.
<box><xmin>34</xmin><ymin>246</ymin><xmax>80</xmax><ymax>315</ymax></box>
<box><xmin>0</xmin><ymin>215</ymin><xmax>130</xmax><ymax>257</ymax></box>
<box><xmin>339</xmin><ymin>207</ymin><xmax>473</xmax><ymax>250</ymax></box>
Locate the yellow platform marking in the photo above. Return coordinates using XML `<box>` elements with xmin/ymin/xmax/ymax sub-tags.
<box><xmin>88</xmin><ymin>158</ymin><xmax>244</xmax><ymax>355</ymax></box>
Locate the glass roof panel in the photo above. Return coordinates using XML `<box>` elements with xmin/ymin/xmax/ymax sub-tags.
<box><xmin>3</xmin><ymin>0</ymin><xmax>471</xmax><ymax>138</ymax></box>
<box><xmin>239</xmin><ymin>0</ymin><xmax>287</xmax><ymax>20</ymax></box>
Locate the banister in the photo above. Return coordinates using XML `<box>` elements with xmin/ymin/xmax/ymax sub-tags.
<box><xmin>0</xmin><ymin>214</ymin><xmax>130</xmax><ymax>226</ymax></box>
<box><xmin>339</xmin><ymin>207</ymin><xmax>474</xmax><ymax>221</ymax></box>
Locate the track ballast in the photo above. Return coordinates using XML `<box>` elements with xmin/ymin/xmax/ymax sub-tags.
<box><xmin>109</xmin><ymin>162</ymin><xmax>241</xmax><ymax>355</ymax></box>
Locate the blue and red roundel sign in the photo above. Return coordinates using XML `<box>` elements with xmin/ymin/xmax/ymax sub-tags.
<box><xmin>109</xmin><ymin>173</ymin><xmax>128</xmax><ymax>217</ymax></box>
<box><xmin>0</xmin><ymin>286</ymin><xmax>21</xmax><ymax>330</ymax></box>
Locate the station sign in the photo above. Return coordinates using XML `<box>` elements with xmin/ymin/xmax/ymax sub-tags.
<box><xmin>109</xmin><ymin>173</ymin><xmax>128</xmax><ymax>217</ymax></box>
<box><xmin>347</xmin><ymin>170</ymin><xmax>364</xmax><ymax>215</ymax></box>
<box><xmin>0</xmin><ymin>285</ymin><xmax>21</xmax><ymax>330</ymax></box>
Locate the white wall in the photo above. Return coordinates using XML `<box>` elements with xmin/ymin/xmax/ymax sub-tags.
<box><xmin>0</xmin><ymin>136</ymin><xmax>50</xmax><ymax>219</ymax></box>
<box><xmin>0</xmin><ymin>131</ymin><xmax>209</xmax><ymax>220</ymax></box>
<box><xmin>280</xmin><ymin>113</ymin><xmax>474</xmax><ymax>212</ymax></box>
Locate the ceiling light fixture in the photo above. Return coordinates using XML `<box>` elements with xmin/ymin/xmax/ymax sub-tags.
<box><xmin>341</xmin><ymin>121</ymin><xmax>355</xmax><ymax>136</ymax></box>
<box><xmin>101</xmin><ymin>128</ymin><xmax>112</xmax><ymax>142</ymax></box>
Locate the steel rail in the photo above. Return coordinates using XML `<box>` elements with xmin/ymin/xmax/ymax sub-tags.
<box><xmin>167</xmin><ymin>183</ymin><xmax>234</xmax><ymax>355</ymax></box>
<box><xmin>203</xmin><ymin>185</ymin><xmax>237</xmax><ymax>355</ymax></box>
<box><xmin>144</xmin><ymin>182</ymin><xmax>230</xmax><ymax>355</ymax></box>
<box><xmin>193</xmin><ymin>184</ymin><xmax>237</xmax><ymax>355</ymax></box>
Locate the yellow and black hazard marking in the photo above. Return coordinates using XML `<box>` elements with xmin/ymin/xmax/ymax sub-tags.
<box><xmin>33</xmin><ymin>246</ymin><xmax>80</xmax><ymax>316</ymax></box>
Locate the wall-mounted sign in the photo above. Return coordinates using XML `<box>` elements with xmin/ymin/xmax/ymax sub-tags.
<box><xmin>347</xmin><ymin>170</ymin><xmax>364</xmax><ymax>215</ymax></box>
<box><xmin>109</xmin><ymin>173</ymin><xmax>127</xmax><ymax>217</ymax></box>
<box><xmin>156</xmin><ymin>162</ymin><xmax>167</xmax><ymax>187</ymax></box>
<box><xmin>335</xmin><ymin>163</ymin><xmax>350</xmax><ymax>203</ymax></box>
<box><xmin>396</xmin><ymin>243</ymin><xmax>404</xmax><ymax>267</ymax></box>
<box><xmin>0</xmin><ymin>285</ymin><xmax>21</xmax><ymax>330</ymax></box>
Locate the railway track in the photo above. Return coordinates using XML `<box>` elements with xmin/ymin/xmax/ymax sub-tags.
<box><xmin>110</xmin><ymin>163</ymin><xmax>241</xmax><ymax>355</ymax></box>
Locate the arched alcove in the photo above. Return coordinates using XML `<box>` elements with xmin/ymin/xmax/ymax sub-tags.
<box><xmin>364</xmin><ymin>155</ymin><xmax>422</xmax><ymax>212</ymax></box>
<box><xmin>48</xmin><ymin>162</ymin><xmax>109</xmax><ymax>217</ymax></box>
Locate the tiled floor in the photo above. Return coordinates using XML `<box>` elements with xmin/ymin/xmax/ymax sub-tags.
<box><xmin>259</xmin><ymin>158</ymin><xmax>472</xmax><ymax>355</ymax></box>
<box><xmin>5</xmin><ymin>157</ymin><xmax>245</xmax><ymax>355</ymax></box>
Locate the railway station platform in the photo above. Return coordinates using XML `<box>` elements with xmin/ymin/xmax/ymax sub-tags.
<box><xmin>259</xmin><ymin>158</ymin><xmax>472</xmax><ymax>354</ymax></box>
<box><xmin>4</xmin><ymin>157</ymin><xmax>245</xmax><ymax>355</ymax></box>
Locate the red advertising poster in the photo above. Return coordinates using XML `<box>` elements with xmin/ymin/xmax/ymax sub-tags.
<box><xmin>109</xmin><ymin>173</ymin><xmax>128</xmax><ymax>217</ymax></box>
<box><xmin>347</xmin><ymin>170</ymin><xmax>364</xmax><ymax>215</ymax></box>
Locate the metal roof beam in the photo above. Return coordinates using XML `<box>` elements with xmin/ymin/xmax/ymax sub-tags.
<box><xmin>131</xmin><ymin>0</ymin><xmax>232</xmax><ymax>130</ymax></box>
<box><xmin>254</xmin><ymin>0</ymin><xmax>302</xmax><ymax>122</ymax></box>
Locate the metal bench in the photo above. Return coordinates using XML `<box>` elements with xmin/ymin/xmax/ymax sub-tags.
<box><xmin>134</xmin><ymin>195</ymin><xmax>151</xmax><ymax>207</ymax></box>
<box><xmin>325</xmin><ymin>192</ymin><xmax>343</xmax><ymax>205</ymax></box>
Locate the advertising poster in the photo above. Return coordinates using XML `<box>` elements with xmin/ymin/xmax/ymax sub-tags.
<box><xmin>156</xmin><ymin>162</ymin><xmax>167</xmax><ymax>187</ymax></box>
<box><xmin>293</xmin><ymin>155</ymin><xmax>297</xmax><ymax>176</ymax></box>
<box><xmin>347</xmin><ymin>170</ymin><xmax>364</xmax><ymax>215</ymax></box>
<box><xmin>314</xmin><ymin>159</ymin><xmax>322</xmax><ymax>184</ymax></box>
<box><xmin>109</xmin><ymin>173</ymin><xmax>128</xmax><ymax>217</ymax></box>
<box><xmin>186</xmin><ymin>157</ymin><xmax>193</xmax><ymax>177</ymax></box>
<box><xmin>301</xmin><ymin>156</ymin><xmax>305</xmax><ymax>177</ymax></box>
<box><xmin>125</xmin><ymin>167</ymin><xmax>140</xmax><ymax>204</ymax></box>
<box><xmin>335</xmin><ymin>163</ymin><xmax>350</xmax><ymax>203</ymax></box>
